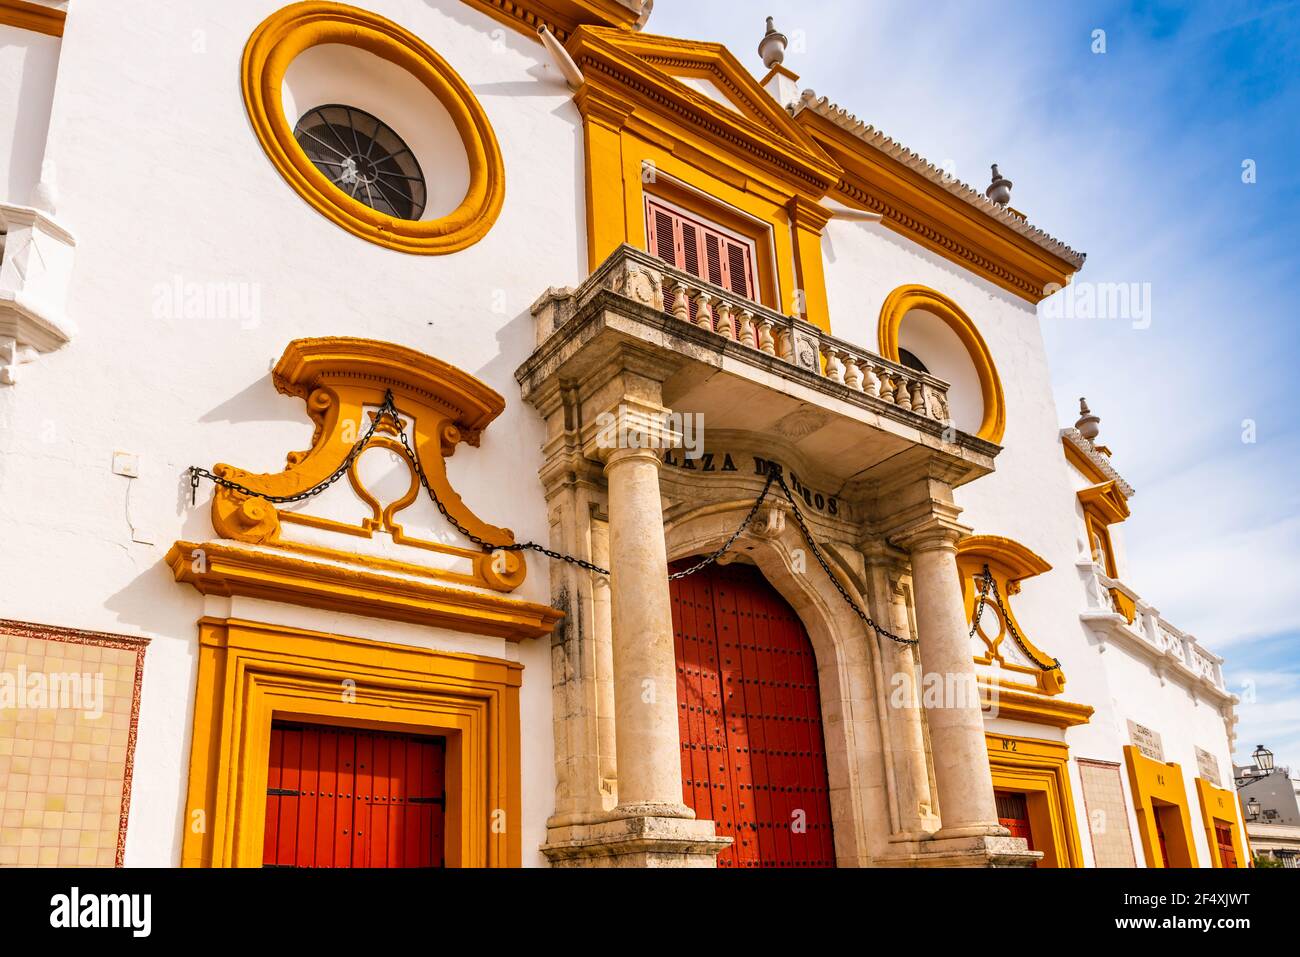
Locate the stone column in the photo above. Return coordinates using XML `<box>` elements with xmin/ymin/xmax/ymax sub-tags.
<box><xmin>894</xmin><ymin>518</ymin><xmax>1003</xmax><ymax>838</ymax></box>
<box><xmin>861</xmin><ymin>542</ymin><xmax>936</xmax><ymax>836</ymax></box>
<box><xmin>601</xmin><ymin>435</ymin><xmax>691</xmax><ymax>818</ymax></box>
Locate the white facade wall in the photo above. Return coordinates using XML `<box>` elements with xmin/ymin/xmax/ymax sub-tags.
<box><xmin>822</xmin><ymin>214</ymin><xmax>1238</xmax><ymax>866</ymax></box>
<box><xmin>0</xmin><ymin>0</ymin><xmax>588</xmax><ymax>866</ymax></box>
<box><xmin>0</xmin><ymin>0</ymin><xmax>1238</xmax><ymax>867</ymax></box>
<box><xmin>0</xmin><ymin>24</ymin><xmax>60</xmax><ymax>205</ymax></box>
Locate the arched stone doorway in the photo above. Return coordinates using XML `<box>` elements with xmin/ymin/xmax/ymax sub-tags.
<box><xmin>669</xmin><ymin>560</ymin><xmax>836</xmax><ymax>867</ymax></box>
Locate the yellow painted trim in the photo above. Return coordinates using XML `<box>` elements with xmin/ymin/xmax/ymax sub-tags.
<box><xmin>979</xmin><ymin>682</ymin><xmax>1093</xmax><ymax>728</ymax></box>
<box><xmin>1077</xmin><ymin>482</ymin><xmax>1132</xmax><ymax>619</ymax></box>
<box><xmin>0</xmin><ymin>0</ymin><xmax>63</xmax><ymax>36</ymax></box>
<box><xmin>568</xmin><ymin>25</ymin><xmax>840</xmax><ymax>331</ymax></box>
<box><xmin>242</xmin><ymin>2</ymin><xmax>504</xmax><ymax>254</ymax></box>
<box><xmin>181</xmin><ymin>617</ymin><xmax>523</xmax><ymax>867</ymax></box>
<box><xmin>165</xmin><ymin>540</ymin><xmax>562</xmax><ymax>640</ymax></box>
<box><xmin>459</xmin><ymin>0</ymin><xmax>641</xmax><ymax>43</ymax></box>
<box><xmin>1063</xmin><ymin>435</ymin><xmax>1111</xmax><ymax>486</ymax></box>
<box><xmin>1124</xmin><ymin>745</ymin><xmax>1200</xmax><ymax>868</ymax></box>
<box><xmin>798</xmin><ymin>110</ymin><xmax>1082</xmax><ymax>303</ymax></box>
<box><xmin>878</xmin><ymin>284</ymin><xmax>1006</xmax><ymax>443</ymax></box>
<box><xmin>1078</xmin><ymin>481</ymin><xmax>1130</xmax><ymax>527</ymax></box>
<box><xmin>1194</xmin><ymin>777</ymin><xmax>1247</xmax><ymax>868</ymax></box>
<box><xmin>958</xmin><ymin>535</ymin><xmax>1064</xmax><ymax>694</ymax></box>
<box><xmin>197</xmin><ymin>336</ymin><xmax>530</xmax><ymax>595</ymax></box>
<box><xmin>986</xmin><ymin>733</ymin><xmax>1085</xmax><ymax>867</ymax></box>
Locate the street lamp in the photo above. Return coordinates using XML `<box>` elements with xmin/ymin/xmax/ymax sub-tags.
<box><xmin>1246</xmin><ymin>797</ymin><xmax>1261</xmax><ymax>822</ymax></box>
<box><xmin>1235</xmin><ymin>744</ymin><xmax>1277</xmax><ymax>789</ymax></box>
<box><xmin>1252</xmin><ymin>744</ymin><xmax>1275</xmax><ymax>774</ymax></box>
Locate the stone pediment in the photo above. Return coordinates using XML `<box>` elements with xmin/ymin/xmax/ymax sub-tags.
<box><xmin>566</xmin><ymin>27</ymin><xmax>841</xmax><ymax>194</ymax></box>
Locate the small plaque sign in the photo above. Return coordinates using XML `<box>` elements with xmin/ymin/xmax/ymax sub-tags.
<box><xmin>1195</xmin><ymin>746</ymin><xmax>1222</xmax><ymax>786</ymax></box>
<box><xmin>1128</xmin><ymin>720</ymin><xmax>1165</xmax><ymax>762</ymax></box>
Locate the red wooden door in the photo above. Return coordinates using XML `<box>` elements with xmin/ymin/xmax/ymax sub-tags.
<box><xmin>264</xmin><ymin>723</ymin><xmax>445</xmax><ymax>868</ymax></box>
<box><xmin>670</xmin><ymin>561</ymin><xmax>835</xmax><ymax>868</ymax></box>
<box><xmin>1155</xmin><ymin>812</ymin><xmax>1170</xmax><ymax>867</ymax></box>
<box><xmin>1215</xmin><ymin>822</ymin><xmax>1237</xmax><ymax>868</ymax></box>
<box><xmin>995</xmin><ymin>790</ymin><xmax>1035</xmax><ymax>850</ymax></box>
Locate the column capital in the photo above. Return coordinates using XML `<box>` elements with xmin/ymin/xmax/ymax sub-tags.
<box><xmin>888</xmin><ymin>507</ymin><xmax>971</xmax><ymax>555</ymax></box>
<box><xmin>583</xmin><ymin>399</ymin><xmax>683</xmax><ymax>465</ymax></box>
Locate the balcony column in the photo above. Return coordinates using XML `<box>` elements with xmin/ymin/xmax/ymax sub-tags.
<box><xmin>592</xmin><ymin>402</ymin><xmax>691</xmax><ymax>818</ymax></box>
<box><xmin>536</xmin><ymin>395</ymin><xmax>729</xmax><ymax>866</ymax></box>
<box><xmin>891</xmin><ymin>513</ymin><xmax>1003</xmax><ymax>839</ymax></box>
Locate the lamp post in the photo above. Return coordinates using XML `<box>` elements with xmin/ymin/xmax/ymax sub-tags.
<box><xmin>1252</xmin><ymin>744</ymin><xmax>1275</xmax><ymax>773</ymax></box>
<box><xmin>1246</xmin><ymin>797</ymin><xmax>1261</xmax><ymax>822</ymax></box>
<box><xmin>1235</xmin><ymin>743</ymin><xmax>1276</xmax><ymax>788</ymax></box>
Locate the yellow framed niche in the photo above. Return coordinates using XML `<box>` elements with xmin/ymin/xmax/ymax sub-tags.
<box><xmin>1123</xmin><ymin>745</ymin><xmax>1199</xmax><ymax>868</ymax></box>
<box><xmin>986</xmin><ymin>733</ymin><xmax>1085</xmax><ymax>867</ymax></box>
<box><xmin>182</xmin><ymin>618</ymin><xmax>522</xmax><ymax>868</ymax></box>
<box><xmin>1194</xmin><ymin>777</ymin><xmax>1247</xmax><ymax>869</ymax></box>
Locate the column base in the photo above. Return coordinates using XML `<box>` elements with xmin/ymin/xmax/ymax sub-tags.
<box><xmin>910</xmin><ymin>832</ymin><xmax>1043</xmax><ymax>868</ymax></box>
<box><xmin>541</xmin><ymin>815</ymin><xmax>732</xmax><ymax>868</ymax></box>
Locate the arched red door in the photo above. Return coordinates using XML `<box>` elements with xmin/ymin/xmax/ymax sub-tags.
<box><xmin>669</xmin><ymin>560</ymin><xmax>836</xmax><ymax>867</ymax></box>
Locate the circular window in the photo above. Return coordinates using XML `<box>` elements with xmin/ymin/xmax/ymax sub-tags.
<box><xmin>242</xmin><ymin>3</ymin><xmax>505</xmax><ymax>255</ymax></box>
<box><xmin>294</xmin><ymin>105</ymin><xmax>427</xmax><ymax>220</ymax></box>
<box><xmin>898</xmin><ymin>347</ymin><xmax>930</xmax><ymax>374</ymax></box>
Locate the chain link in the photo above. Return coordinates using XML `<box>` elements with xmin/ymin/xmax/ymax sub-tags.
<box><xmin>188</xmin><ymin>394</ymin><xmax>393</xmax><ymax>506</ymax></box>
<box><xmin>668</xmin><ymin>469</ymin><xmax>776</xmax><ymax>580</ymax></box>
<box><xmin>968</xmin><ymin>563</ymin><xmax>1060</xmax><ymax>671</ymax></box>
<box><xmin>766</xmin><ymin>468</ymin><xmax>917</xmax><ymax>647</ymax></box>
<box><xmin>190</xmin><ymin>398</ymin><xmax>1056</xmax><ymax>667</ymax></box>
<box><xmin>189</xmin><ymin>390</ymin><xmax>611</xmax><ymax>575</ymax></box>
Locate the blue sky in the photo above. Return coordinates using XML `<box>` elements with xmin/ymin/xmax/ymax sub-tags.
<box><xmin>652</xmin><ymin>0</ymin><xmax>1300</xmax><ymax>772</ymax></box>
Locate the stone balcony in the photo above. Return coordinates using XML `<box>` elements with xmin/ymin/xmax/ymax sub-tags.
<box><xmin>1078</xmin><ymin>559</ymin><xmax>1233</xmax><ymax>706</ymax></box>
<box><xmin>518</xmin><ymin>244</ymin><xmax>998</xmax><ymax>493</ymax></box>
<box><xmin>0</xmin><ymin>202</ymin><xmax>77</xmax><ymax>385</ymax></box>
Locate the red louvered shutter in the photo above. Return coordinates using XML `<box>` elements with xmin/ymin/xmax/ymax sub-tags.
<box><xmin>649</xmin><ymin>205</ymin><xmax>677</xmax><ymax>263</ymax></box>
<box><xmin>724</xmin><ymin>238</ymin><xmax>753</xmax><ymax>298</ymax></box>
<box><xmin>645</xmin><ymin>198</ymin><xmax>755</xmax><ymax>300</ymax></box>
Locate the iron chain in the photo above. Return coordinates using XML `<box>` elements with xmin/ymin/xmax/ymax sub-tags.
<box><xmin>968</xmin><ymin>563</ymin><xmax>1061</xmax><ymax>671</ymax></box>
<box><xmin>190</xmin><ymin>396</ymin><xmax>1055</xmax><ymax>667</ymax></box>
<box><xmin>189</xmin><ymin>390</ymin><xmax>610</xmax><ymax>575</ymax></box>
<box><xmin>668</xmin><ymin>469</ymin><xmax>776</xmax><ymax>580</ymax></box>
<box><xmin>770</xmin><ymin>468</ymin><xmax>918</xmax><ymax>647</ymax></box>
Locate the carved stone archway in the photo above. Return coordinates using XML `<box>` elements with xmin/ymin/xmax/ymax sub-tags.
<box><xmin>664</xmin><ymin>503</ymin><xmax>880</xmax><ymax>865</ymax></box>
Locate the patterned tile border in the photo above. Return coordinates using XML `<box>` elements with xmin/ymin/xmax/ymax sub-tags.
<box><xmin>0</xmin><ymin>618</ymin><xmax>149</xmax><ymax>867</ymax></box>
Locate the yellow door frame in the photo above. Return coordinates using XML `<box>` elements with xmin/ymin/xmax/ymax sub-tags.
<box><xmin>1194</xmin><ymin>777</ymin><xmax>1247</xmax><ymax>868</ymax></box>
<box><xmin>1123</xmin><ymin>745</ymin><xmax>1199</xmax><ymax>868</ymax></box>
<box><xmin>182</xmin><ymin>617</ymin><xmax>522</xmax><ymax>867</ymax></box>
<box><xmin>985</xmin><ymin>732</ymin><xmax>1085</xmax><ymax>867</ymax></box>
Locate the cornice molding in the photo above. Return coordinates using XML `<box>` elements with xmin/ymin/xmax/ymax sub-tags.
<box><xmin>980</xmin><ymin>682</ymin><xmax>1094</xmax><ymax>728</ymax></box>
<box><xmin>1078</xmin><ymin>480</ymin><xmax>1131</xmax><ymax>526</ymax></box>
<box><xmin>166</xmin><ymin>540</ymin><xmax>562</xmax><ymax>640</ymax></box>
<box><xmin>460</xmin><ymin>0</ymin><xmax>641</xmax><ymax>43</ymax></box>
<box><xmin>1061</xmin><ymin>427</ymin><xmax>1134</xmax><ymax>497</ymax></box>
<box><xmin>794</xmin><ymin>91</ymin><xmax>1084</xmax><ymax>265</ymax></box>
<box><xmin>0</xmin><ymin>0</ymin><xmax>64</xmax><ymax>37</ymax></box>
<box><xmin>797</xmin><ymin>106</ymin><xmax>1083</xmax><ymax>303</ymax></box>
<box><xmin>567</xmin><ymin>27</ymin><xmax>842</xmax><ymax>197</ymax></box>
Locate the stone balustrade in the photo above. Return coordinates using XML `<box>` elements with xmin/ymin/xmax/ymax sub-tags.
<box><xmin>548</xmin><ymin>244</ymin><xmax>956</xmax><ymax>430</ymax></box>
<box><xmin>1078</xmin><ymin>560</ymin><xmax>1228</xmax><ymax>696</ymax></box>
